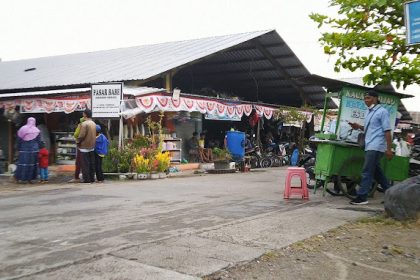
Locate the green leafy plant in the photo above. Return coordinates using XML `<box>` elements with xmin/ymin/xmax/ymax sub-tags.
<box><xmin>102</xmin><ymin>140</ymin><xmax>136</xmax><ymax>173</ymax></box>
<box><xmin>131</xmin><ymin>134</ymin><xmax>151</xmax><ymax>149</ymax></box>
<box><xmin>145</xmin><ymin>111</ymin><xmax>165</xmax><ymax>150</ymax></box>
<box><xmin>212</xmin><ymin>147</ymin><xmax>232</xmax><ymax>162</ymax></box>
<box><xmin>103</xmin><ymin>141</ymin><xmax>119</xmax><ymax>173</ymax></box>
<box><xmin>103</xmin><ymin>112</ymin><xmax>169</xmax><ymax>174</ymax></box>
<box><xmin>275</xmin><ymin>106</ymin><xmax>319</xmax><ymax>152</ymax></box>
<box><xmin>310</xmin><ymin>0</ymin><xmax>419</xmax><ymax>89</ymax></box>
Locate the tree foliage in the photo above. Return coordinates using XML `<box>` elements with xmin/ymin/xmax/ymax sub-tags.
<box><xmin>310</xmin><ymin>0</ymin><xmax>419</xmax><ymax>88</ymax></box>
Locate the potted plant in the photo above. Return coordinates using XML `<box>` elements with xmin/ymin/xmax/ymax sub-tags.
<box><xmin>133</xmin><ymin>154</ymin><xmax>151</xmax><ymax>179</ymax></box>
<box><xmin>155</xmin><ymin>151</ymin><xmax>171</xmax><ymax>178</ymax></box>
<box><xmin>212</xmin><ymin>147</ymin><xmax>233</xmax><ymax>170</ymax></box>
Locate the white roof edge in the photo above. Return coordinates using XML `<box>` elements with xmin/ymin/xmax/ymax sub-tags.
<box><xmin>0</xmin><ymin>86</ymin><xmax>167</xmax><ymax>99</ymax></box>
<box><xmin>0</xmin><ymin>88</ymin><xmax>91</xmax><ymax>98</ymax></box>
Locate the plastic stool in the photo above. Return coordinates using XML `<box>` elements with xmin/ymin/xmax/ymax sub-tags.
<box><xmin>284</xmin><ymin>167</ymin><xmax>309</xmax><ymax>199</ymax></box>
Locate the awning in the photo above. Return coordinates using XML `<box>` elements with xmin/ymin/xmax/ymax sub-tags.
<box><xmin>0</xmin><ymin>86</ymin><xmax>165</xmax><ymax>114</ymax></box>
<box><xmin>121</xmin><ymin>92</ymin><xmax>313</xmax><ymax>122</ymax></box>
<box><xmin>0</xmin><ymin>86</ymin><xmax>314</xmax><ymax>121</ymax></box>
<box><xmin>0</xmin><ymin>95</ymin><xmax>91</xmax><ymax>114</ymax></box>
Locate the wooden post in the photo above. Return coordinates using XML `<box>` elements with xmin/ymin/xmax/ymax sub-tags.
<box><xmin>164</xmin><ymin>72</ymin><xmax>173</xmax><ymax>92</ymax></box>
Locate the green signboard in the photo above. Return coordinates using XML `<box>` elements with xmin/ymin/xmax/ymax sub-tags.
<box><xmin>336</xmin><ymin>86</ymin><xmax>399</xmax><ymax>141</ymax></box>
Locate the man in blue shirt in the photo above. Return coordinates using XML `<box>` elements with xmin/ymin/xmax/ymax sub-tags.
<box><xmin>348</xmin><ymin>90</ymin><xmax>393</xmax><ymax>205</ymax></box>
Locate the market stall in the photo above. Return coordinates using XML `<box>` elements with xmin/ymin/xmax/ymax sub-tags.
<box><xmin>121</xmin><ymin>91</ymin><xmax>314</xmax><ymax>162</ymax></box>
<box><xmin>313</xmin><ymin>85</ymin><xmax>411</xmax><ymax>198</ymax></box>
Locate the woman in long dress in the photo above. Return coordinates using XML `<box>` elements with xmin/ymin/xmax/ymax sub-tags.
<box><xmin>14</xmin><ymin>117</ymin><xmax>41</xmax><ymax>183</ymax></box>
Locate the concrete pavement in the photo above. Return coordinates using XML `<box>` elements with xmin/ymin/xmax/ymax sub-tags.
<box><xmin>0</xmin><ymin>167</ymin><xmax>385</xmax><ymax>279</ymax></box>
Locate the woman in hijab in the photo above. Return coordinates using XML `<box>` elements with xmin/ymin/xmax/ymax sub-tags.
<box><xmin>14</xmin><ymin>117</ymin><xmax>41</xmax><ymax>183</ymax></box>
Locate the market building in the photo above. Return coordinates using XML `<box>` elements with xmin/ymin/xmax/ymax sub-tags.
<box><xmin>0</xmin><ymin>30</ymin><xmax>336</xmax><ymax>167</ymax></box>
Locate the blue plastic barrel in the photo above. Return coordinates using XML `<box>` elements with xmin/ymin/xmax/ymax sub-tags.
<box><xmin>226</xmin><ymin>131</ymin><xmax>245</xmax><ymax>160</ymax></box>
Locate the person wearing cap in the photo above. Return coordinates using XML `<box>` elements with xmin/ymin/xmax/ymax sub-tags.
<box><xmin>348</xmin><ymin>90</ymin><xmax>393</xmax><ymax>205</ymax></box>
<box><xmin>94</xmin><ymin>124</ymin><xmax>109</xmax><ymax>183</ymax></box>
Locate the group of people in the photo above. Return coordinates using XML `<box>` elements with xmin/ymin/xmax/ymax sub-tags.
<box><xmin>14</xmin><ymin>109</ymin><xmax>109</xmax><ymax>184</ymax></box>
<box><xmin>69</xmin><ymin>109</ymin><xmax>109</xmax><ymax>184</ymax></box>
<box><xmin>189</xmin><ymin>132</ymin><xmax>214</xmax><ymax>162</ymax></box>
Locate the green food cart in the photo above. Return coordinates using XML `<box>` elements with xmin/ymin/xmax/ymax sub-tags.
<box><xmin>313</xmin><ymin>85</ymin><xmax>410</xmax><ymax>198</ymax></box>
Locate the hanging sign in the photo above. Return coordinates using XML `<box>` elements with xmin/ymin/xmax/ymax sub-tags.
<box><xmin>205</xmin><ymin>112</ymin><xmax>241</xmax><ymax>121</ymax></box>
<box><xmin>337</xmin><ymin>86</ymin><xmax>399</xmax><ymax>141</ymax></box>
<box><xmin>91</xmin><ymin>83</ymin><xmax>123</xmax><ymax>118</ymax></box>
<box><xmin>405</xmin><ymin>0</ymin><xmax>420</xmax><ymax>45</ymax></box>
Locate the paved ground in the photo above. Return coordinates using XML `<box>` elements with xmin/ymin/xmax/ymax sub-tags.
<box><xmin>0</xmin><ymin>167</ymin><xmax>385</xmax><ymax>280</ymax></box>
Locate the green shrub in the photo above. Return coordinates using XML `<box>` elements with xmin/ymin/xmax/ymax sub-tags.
<box><xmin>212</xmin><ymin>147</ymin><xmax>232</xmax><ymax>161</ymax></box>
<box><xmin>102</xmin><ymin>141</ymin><xmax>136</xmax><ymax>173</ymax></box>
<box><xmin>103</xmin><ymin>141</ymin><xmax>119</xmax><ymax>173</ymax></box>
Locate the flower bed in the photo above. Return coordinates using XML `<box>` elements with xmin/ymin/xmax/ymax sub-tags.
<box><xmin>102</xmin><ymin>113</ymin><xmax>172</xmax><ymax>180</ymax></box>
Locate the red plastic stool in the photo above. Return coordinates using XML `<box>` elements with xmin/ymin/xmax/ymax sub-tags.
<box><xmin>284</xmin><ymin>167</ymin><xmax>309</xmax><ymax>199</ymax></box>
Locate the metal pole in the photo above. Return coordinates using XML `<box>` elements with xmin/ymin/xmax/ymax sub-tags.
<box><xmin>8</xmin><ymin>120</ymin><xmax>13</xmax><ymax>164</ymax></box>
<box><xmin>118</xmin><ymin>116</ymin><xmax>123</xmax><ymax>151</ymax></box>
<box><xmin>118</xmin><ymin>83</ymin><xmax>124</xmax><ymax>151</ymax></box>
<box><xmin>320</xmin><ymin>94</ymin><xmax>328</xmax><ymax>133</ymax></box>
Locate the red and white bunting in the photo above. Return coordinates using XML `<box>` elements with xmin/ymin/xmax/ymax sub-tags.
<box><xmin>0</xmin><ymin>97</ymin><xmax>90</xmax><ymax>114</ymax></box>
<box><xmin>133</xmin><ymin>95</ymin><xmax>277</xmax><ymax>120</ymax></box>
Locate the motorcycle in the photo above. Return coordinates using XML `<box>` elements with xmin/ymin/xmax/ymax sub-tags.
<box><xmin>278</xmin><ymin>143</ymin><xmax>290</xmax><ymax>166</ymax></box>
<box><xmin>245</xmin><ymin>146</ymin><xmax>263</xmax><ymax>169</ymax></box>
<box><xmin>263</xmin><ymin>142</ymin><xmax>281</xmax><ymax>167</ymax></box>
<box><xmin>298</xmin><ymin>145</ymin><xmax>317</xmax><ymax>189</ymax></box>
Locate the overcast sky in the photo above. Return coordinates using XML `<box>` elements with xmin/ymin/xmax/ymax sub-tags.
<box><xmin>0</xmin><ymin>0</ymin><xmax>418</xmax><ymax>111</ymax></box>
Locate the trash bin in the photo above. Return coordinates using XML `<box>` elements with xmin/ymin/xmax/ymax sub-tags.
<box><xmin>226</xmin><ymin>131</ymin><xmax>245</xmax><ymax>160</ymax></box>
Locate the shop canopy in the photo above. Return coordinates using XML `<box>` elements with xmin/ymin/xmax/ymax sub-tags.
<box><xmin>0</xmin><ymin>88</ymin><xmax>91</xmax><ymax>114</ymax></box>
<box><xmin>121</xmin><ymin>90</ymin><xmax>313</xmax><ymax>123</ymax></box>
<box><xmin>0</xmin><ymin>85</ymin><xmax>313</xmax><ymax>123</ymax></box>
<box><xmin>0</xmin><ymin>86</ymin><xmax>164</xmax><ymax>114</ymax></box>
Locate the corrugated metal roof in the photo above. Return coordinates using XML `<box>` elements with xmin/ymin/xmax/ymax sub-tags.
<box><xmin>0</xmin><ymin>30</ymin><xmax>331</xmax><ymax>108</ymax></box>
<box><xmin>0</xmin><ymin>30</ymin><xmax>271</xmax><ymax>90</ymax></box>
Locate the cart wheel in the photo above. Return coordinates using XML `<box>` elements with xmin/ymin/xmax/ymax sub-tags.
<box><xmin>324</xmin><ymin>177</ymin><xmax>344</xmax><ymax>196</ymax></box>
<box><xmin>305</xmin><ymin>166</ymin><xmax>316</xmax><ymax>189</ymax></box>
<box><xmin>260</xmin><ymin>157</ymin><xmax>272</xmax><ymax>168</ymax></box>
<box><xmin>336</xmin><ymin>156</ymin><xmax>377</xmax><ymax>199</ymax></box>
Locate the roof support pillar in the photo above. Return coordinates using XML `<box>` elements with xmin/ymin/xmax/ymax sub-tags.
<box><xmin>164</xmin><ymin>72</ymin><xmax>173</xmax><ymax>92</ymax></box>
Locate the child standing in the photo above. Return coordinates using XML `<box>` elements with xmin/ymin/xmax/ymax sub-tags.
<box><xmin>95</xmin><ymin>125</ymin><xmax>109</xmax><ymax>183</ymax></box>
<box><xmin>38</xmin><ymin>141</ymin><xmax>49</xmax><ymax>183</ymax></box>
